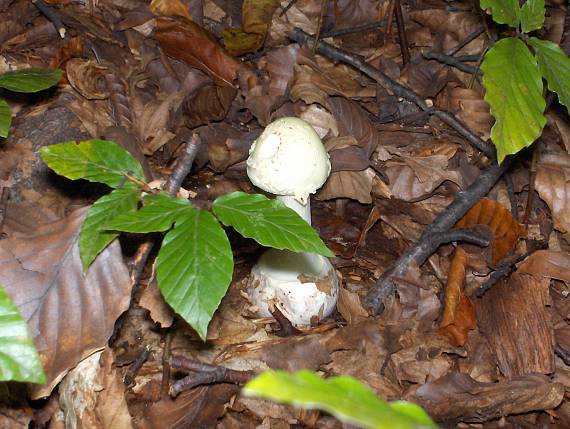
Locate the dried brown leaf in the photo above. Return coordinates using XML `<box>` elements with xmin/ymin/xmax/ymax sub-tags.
<box><xmin>456</xmin><ymin>198</ymin><xmax>525</xmax><ymax>265</ymax></box>
<box><xmin>59</xmin><ymin>349</ymin><xmax>133</xmax><ymax>429</ymax></box>
<box><xmin>0</xmin><ymin>207</ymin><xmax>131</xmax><ymax>399</ymax></box>
<box><xmin>155</xmin><ymin>17</ymin><xmax>241</xmax><ymax>86</ymax></box>
<box><xmin>385</xmin><ymin>155</ymin><xmax>462</xmax><ymax>202</ymax></box>
<box><xmin>316</xmin><ymin>168</ymin><xmax>376</xmax><ymax>203</ymax></box>
<box><xmin>202</xmin><ymin>123</ymin><xmax>256</xmax><ymax>172</ymax></box>
<box><xmin>337</xmin><ymin>286</ymin><xmax>369</xmax><ymax>324</ymax></box>
<box><xmin>444</xmin><ymin>85</ymin><xmax>492</xmax><ymax>140</ymax></box>
<box><xmin>66</xmin><ymin>59</ymin><xmax>109</xmax><ymax>100</ymax></box>
<box><xmin>408</xmin><ymin>373</ymin><xmax>564</xmax><ymax>422</ymax></box>
<box><xmin>183</xmin><ymin>83</ymin><xmax>237</xmax><ymax>129</ymax></box>
<box><xmin>244</xmin><ymin>45</ymin><xmax>300</xmax><ymax>125</ymax></box>
<box><xmin>536</xmin><ymin>150</ymin><xmax>570</xmax><ymax>242</ymax></box>
<box><xmin>326</xmin><ymin>96</ymin><xmax>380</xmax><ymax>157</ymax></box>
<box><xmin>409</xmin><ymin>9</ymin><xmax>484</xmax><ymax>54</ymax></box>
<box><xmin>517</xmin><ymin>250</ymin><xmax>570</xmax><ymax>282</ymax></box>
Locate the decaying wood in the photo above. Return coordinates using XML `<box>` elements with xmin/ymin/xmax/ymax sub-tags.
<box><xmin>478</xmin><ymin>273</ymin><xmax>555</xmax><ymax>378</ymax></box>
<box><xmin>407</xmin><ymin>373</ymin><xmax>564</xmax><ymax>423</ymax></box>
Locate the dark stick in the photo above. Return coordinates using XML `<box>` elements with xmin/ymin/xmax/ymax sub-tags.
<box><xmin>364</xmin><ymin>158</ymin><xmax>512</xmax><ymax>314</ymax></box>
<box><xmin>123</xmin><ymin>347</ymin><xmax>150</xmax><ymax>386</ymax></box>
<box><xmin>288</xmin><ymin>28</ymin><xmax>496</xmax><ymax>159</ymax></box>
<box><xmin>394</xmin><ymin>0</ymin><xmax>410</xmax><ymax>65</ymax></box>
<box><xmin>423</xmin><ymin>51</ymin><xmax>481</xmax><ymax>75</ymax></box>
<box><xmin>32</xmin><ymin>0</ymin><xmax>66</xmax><ymax>38</ymax></box>
<box><xmin>321</xmin><ymin>20</ymin><xmax>387</xmax><ymax>38</ymax></box>
<box><xmin>503</xmin><ymin>173</ymin><xmax>518</xmax><ymax>219</ymax></box>
<box><xmin>169</xmin><ymin>356</ymin><xmax>256</xmax><ymax>397</ymax></box>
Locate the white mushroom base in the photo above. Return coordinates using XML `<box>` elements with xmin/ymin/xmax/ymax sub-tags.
<box><xmin>247</xmin><ymin>249</ymin><xmax>339</xmax><ymax>327</ymax></box>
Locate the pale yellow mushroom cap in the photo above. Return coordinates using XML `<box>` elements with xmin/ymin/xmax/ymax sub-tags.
<box><xmin>246</xmin><ymin>117</ymin><xmax>331</xmax><ymax>204</ymax></box>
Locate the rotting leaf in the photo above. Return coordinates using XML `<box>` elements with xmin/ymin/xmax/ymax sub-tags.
<box><xmin>223</xmin><ymin>0</ymin><xmax>280</xmax><ymax>56</ymax></box>
<box><xmin>455</xmin><ymin>198</ymin><xmax>525</xmax><ymax>265</ymax></box>
<box><xmin>155</xmin><ymin>17</ymin><xmax>242</xmax><ymax>87</ymax></box>
<box><xmin>0</xmin><ymin>207</ymin><xmax>131</xmax><ymax>399</ymax></box>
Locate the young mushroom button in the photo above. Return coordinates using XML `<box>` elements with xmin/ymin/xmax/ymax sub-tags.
<box><xmin>246</xmin><ymin>117</ymin><xmax>339</xmax><ymax>327</ymax></box>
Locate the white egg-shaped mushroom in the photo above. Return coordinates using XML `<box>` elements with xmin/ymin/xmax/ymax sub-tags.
<box><xmin>246</xmin><ymin>117</ymin><xmax>339</xmax><ymax>327</ymax></box>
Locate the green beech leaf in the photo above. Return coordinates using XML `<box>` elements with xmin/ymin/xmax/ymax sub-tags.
<box><xmin>80</xmin><ymin>188</ymin><xmax>141</xmax><ymax>270</ymax></box>
<box><xmin>520</xmin><ymin>0</ymin><xmax>545</xmax><ymax>33</ymax></box>
<box><xmin>0</xmin><ymin>69</ymin><xmax>62</xmax><ymax>93</ymax></box>
<box><xmin>480</xmin><ymin>0</ymin><xmax>520</xmax><ymax>28</ymax></box>
<box><xmin>156</xmin><ymin>209</ymin><xmax>233</xmax><ymax>340</ymax></box>
<box><xmin>106</xmin><ymin>192</ymin><xmax>192</xmax><ymax>233</ymax></box>
<box><xmin>0</xmin><ymin>99</ymin><xmax>10</xmax><ymax>138</ymax></box>
<box><xmin>39</xmin><ymin>140</ymin><xmax>145</xmax><ymax>188</ymax></box>
<box><xmin>481</xmin><ymin>37</ymin><xmax>545</xmax><ymax>162</ymax></box>
<box><xmin>528</xmin><ymin>37</ymin><xmax>570</xmax><ymax>110</ymax></box>
<box><xmin>243</xmin><ymin>370</ymin><xmax>438</xmax><ymax>429</ymax></box>
<box><xmin>212</xmin><ymin>192</ymin><xmax>334</xmax><ymax>257</ymax></box>
<box><xmin>0</xmin><ymin>285</ymin><xmax>46</xmax><ymax>383</ymax></box>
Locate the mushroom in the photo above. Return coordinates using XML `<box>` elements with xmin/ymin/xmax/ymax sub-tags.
<box><xmin>246</xmin><ymin>117</ymin><xmax>339</xmax><ymax>327</ymax></box>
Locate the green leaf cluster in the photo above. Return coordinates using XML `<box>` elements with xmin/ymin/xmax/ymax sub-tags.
<box><xmin>40</xmin><ymin>140</ymin><xmax>333</xmax><ymax>340</ymax></box>
<box><xmin>243</xmin><ymin>370</ymin><xmax>439</xmax><ymax>429</ymax></box>
<box><xmin>0</xmin><ymin>285</ymin><xmax>46</xmax><ymax>384</ymax></box>
<box><xmin>480</xmin><ymin>0</ymin><xmax>570</xmax><ymax>162</ymax></box>
<box><xmin>0</xmin><ymin>68</ymin><xmax>62</xmax><ymax>138</ymax></box>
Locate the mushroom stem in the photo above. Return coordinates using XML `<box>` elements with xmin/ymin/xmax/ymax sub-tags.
<box><xmin>277</xmin><ymin>195</ymin><xmax>312</xmax><ymax>225</ymax></box>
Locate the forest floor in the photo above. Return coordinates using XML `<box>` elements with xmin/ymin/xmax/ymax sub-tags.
<box><xmin>1</xmin><ymin>0</ymin><xmax>570</xmax><ymax>427</ymax></box>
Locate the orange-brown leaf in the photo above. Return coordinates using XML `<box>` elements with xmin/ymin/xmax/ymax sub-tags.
<box><xmin>440</xmin><ymin>247</ymin><xmax>476</xmax><ymax>346</ymax></box>
<box><xmin>156</xmin><ymin>17</ymin><xmax>241</xmax><ymax>87</ymax></box>
<box><xmin>455</xmin><ymin>198</ymin><xmax>525</xmax><ymax>265</ymax></box>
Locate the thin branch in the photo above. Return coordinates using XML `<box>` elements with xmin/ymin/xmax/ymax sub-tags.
<box><xmin>394</xmin><ymin>0</ymin><xmax>410</xmax><ymax>65</ymax></box>
<box><xmin>321</xmin><ymin>20</ymin><xmax>387</xmax><ymax>38</ymax></box>
<box><xmin>288</xmin><ymin>28</ymin><xmax>495</xmax><ymax>159</ymax></box>
<box><xmin>423</xmin><ymin>51</ymin><xmax>481</xmax><ymax>75</ymax></box>
<box><xmin>32</xmin><ymin>0</ymin><xmax>66</xmax><ymax>38</ymax></box>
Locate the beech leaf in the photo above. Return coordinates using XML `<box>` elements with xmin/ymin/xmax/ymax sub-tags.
<box><xmin>0</xmin><ymin>99</ymin><xmax>10</xmax><ymax>138</ymax></box>
<box><xmin>80</xmin><ymin>188</ymin><xmax>141</xmax><ymax>270</ymax></box>
<box><xmin>39</xmin><ymin>140</ymin><xmax>145</xmax><ymax>188</ymax></box>
<box><xmin>0</xmin><ymin>68</ymin><xmax>62</xmax><ymax>93</ymax></box>
<box><xmin>156</xmin><ymin>209</ymin><xmax>233</xmax><ymax>340</ymax></box>
<box><xmin>520</xmin><ymin>0</ymin><xmax>545</xmax><ymax>33</ymax></box>
<box><xmin>212</xmin><ymin>192</ymin><xmax>333</xmax><ymax>257</ymax></box>
<box><xmin>481</xmin><ymin>38</ymin><xmax>545</xmax><ymax>162</ymax></box>
<box><xmin>480</xmin><ymin>0</ymin><xmax>520</xmax><ymax>28</ymax></box>
<box><xmin>0</xmin><ymin>285</ymin><xmax>46</xmax><ymax>384</ymax></box>
<box><xmin>243</xmin><ymin>370</ymin><xmax>438</xmax><ymax>429</ymax></box>
<box><xmin>528</xmin><ymin>37</ymin><xmax>570</xmax><ymax>110</ymax></box>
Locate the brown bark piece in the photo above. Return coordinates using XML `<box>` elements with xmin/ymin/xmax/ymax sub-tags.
<box><xmin>478</xmin><ymin>273</ymin><xmax>554</xmax><ymax>378</ymax></box>
<box><xmin>407</xmin><ymin>373</ymin><xmax>564</xmax><ymax>423</ymax></box>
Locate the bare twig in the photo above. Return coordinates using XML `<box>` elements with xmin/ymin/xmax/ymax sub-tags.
<box><xmin>288</xmin><ymin>28</ymin><xmax>495</xmax><ymax>159</ymax></box>
<box><xmin>32</xmin><ymin>0</ymin><xmax>66</xmax><ymax>38</ymax></box>
<box><xmin>170</xmin><ymin>356</ymin><xmax>256</xmax><ymax>397</ymax></box>
<box><xmin>123</xmin><ymin>347</ymin><xmax>150</xmax><ymax>386</ymax></box>
<box><xmin>394</xmin><ymin>0</ymin><xmax>410</xmax><ymax>65</ymax></box>
<box><xmin>321</xmin><ymin>20</ymin><xmax>387</xmax><ymax>38</ymax></box>
<box><xmin>423</xmin><ymin>51</ymin><xmax>481</xmax><ymax>75</ymax></box>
